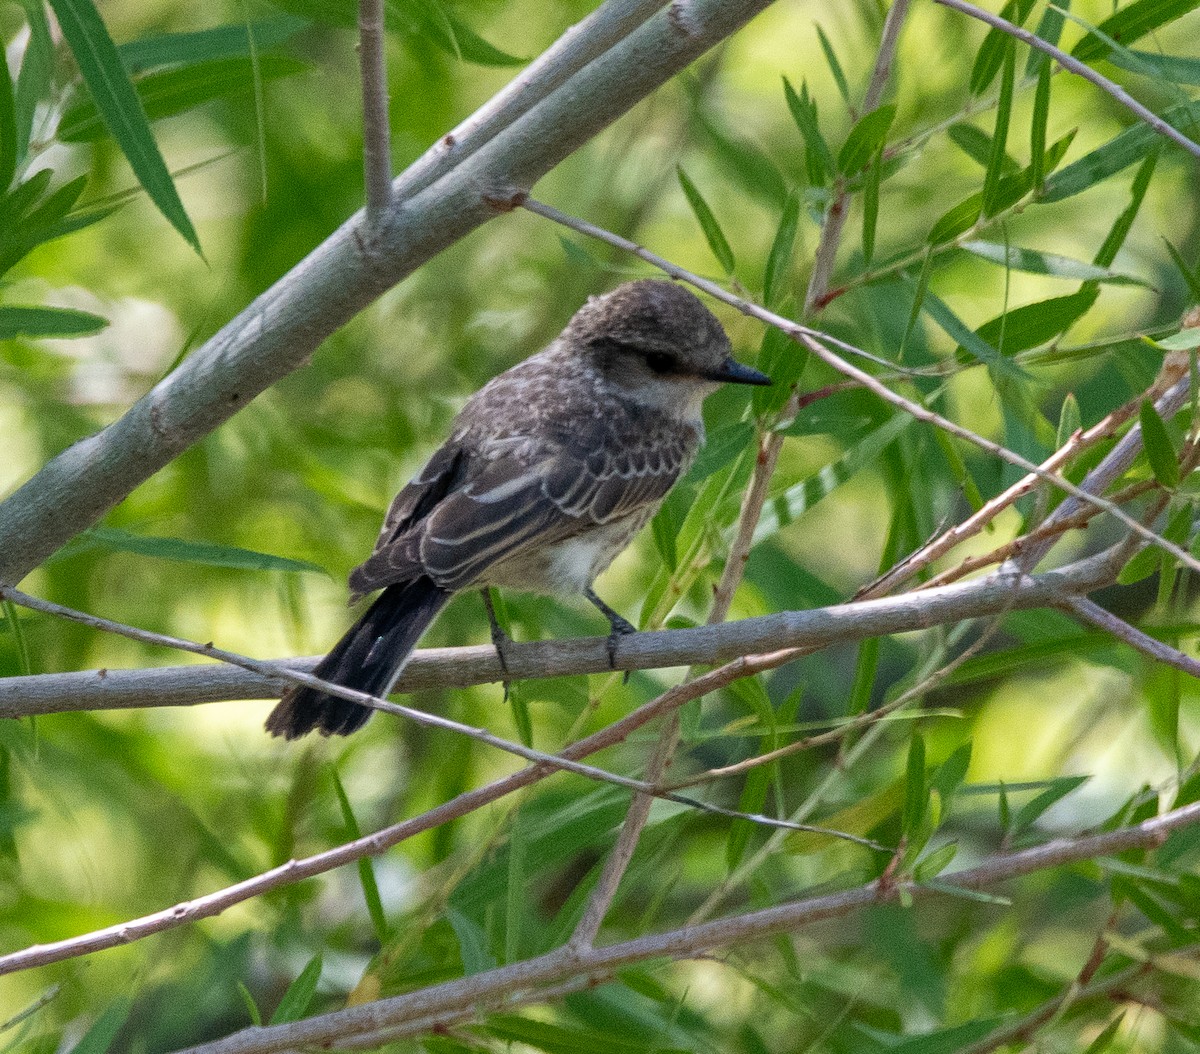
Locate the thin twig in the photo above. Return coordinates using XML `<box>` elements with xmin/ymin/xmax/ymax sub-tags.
<box><xmin>1062</xmin><ymin>595</ymin><xmax>1200</xmax><ymax>679</ymax></box>
<box><xmin>358</xmin><ymin>0</ymin><xmax>392</xmax><ymax>221</ymax></box>
<box><xmin>933</xmin><ymin>0</ymin><xmax>1200</xmax><ymax>160</ymax></box>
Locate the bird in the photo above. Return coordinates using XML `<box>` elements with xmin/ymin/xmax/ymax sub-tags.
<box><xmin>265</xmin><ymin>279</ymin><xmax>771</xmax><ymax>739</ymax></box>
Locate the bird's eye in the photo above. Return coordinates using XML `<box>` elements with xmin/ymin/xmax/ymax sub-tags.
<box><xmin>644</xmin><ymin>351</ymin><xmax>674</xmax><ymax>375</ymax></box>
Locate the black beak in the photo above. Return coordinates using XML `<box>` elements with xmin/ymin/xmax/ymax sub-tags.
<box><xmin>704</xmin><ymin>356</ymin><xmax>772</xmax><ymax>386</ymax></box>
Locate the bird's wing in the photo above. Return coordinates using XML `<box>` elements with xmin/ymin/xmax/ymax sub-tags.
<box><xmin>350</xmin><ymin>425</ymin><xmax>695</xmax><ymax>595</ymax></box>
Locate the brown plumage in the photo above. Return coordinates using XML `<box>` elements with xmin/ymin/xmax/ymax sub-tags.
<box><xmin>266</xmin><ymin>280</ymin><xmax>770</xmax><ymax>739</ymax></box>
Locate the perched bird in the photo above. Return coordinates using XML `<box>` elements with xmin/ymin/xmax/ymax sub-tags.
<box><xmin>266</xmin><ymin>279</ymin><xmax>770</xmax><ymax>739</ymax></box>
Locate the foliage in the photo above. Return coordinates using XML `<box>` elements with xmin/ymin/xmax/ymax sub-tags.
<box><xmin>0</xmin><ymin>0</ymin><xmax>1199</xmax><ymax>1051</ymax></box>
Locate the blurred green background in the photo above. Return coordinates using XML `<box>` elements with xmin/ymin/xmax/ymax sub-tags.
<box><xmin>1</xmin><ymin>0</ymin><xmax>1200</xmax><ymax>1049</ymax></box>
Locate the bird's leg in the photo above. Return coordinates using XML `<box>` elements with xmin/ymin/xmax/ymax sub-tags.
<box><xmin>481</xmin><ymin>589</ymin><xmax>514</xmax><ymax>702</ymax></box>
<box><xmin>585</xmin><ymin>588</ymin><xmax>635</xmax><ymax>682</ymax></box>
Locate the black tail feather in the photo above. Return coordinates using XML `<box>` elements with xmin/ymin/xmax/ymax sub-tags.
<box><xmin>265</xmin><ymin>577</ymin><xmax>450</xmax><ymax>739</ymax></box>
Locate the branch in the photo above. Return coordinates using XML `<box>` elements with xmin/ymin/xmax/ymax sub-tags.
<box><xmin>933</xmin><ymin>0</ymin><xmax>1200</xmax><ymax>160</ymax></box>
<box><xmin>0</xmin><ymin>0</ymin><xmax>774</xmax><ymax>586</ymax></box>
<box><xmin>0</xmin><ymin>547</ymin><xmax>1126</xmax><ymax>719</ymax></box>
<box><xmin>168</xmin><ymin>800</ymin><xmax>1200</xmax><ymax>1054</ymax></box>
<box><xmin>358</xmin><ymin>0</ymin><xmax>392</xmax><ymax>220</ymax></box>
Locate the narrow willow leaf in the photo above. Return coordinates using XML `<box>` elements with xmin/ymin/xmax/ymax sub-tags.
<box><xmin>1042</xmin><ymin>101</ymin><xmax>1200</xmax><ymax>204</ymax></box>
<box><xmin>920</xmin><ymin>881</ymin><xmax>1012</xmax><ymax>906</ymax></box>
<box><xmin>1029</xmin><ymin>59</ymin><xmax>1051</xmax><ymax>192</ymax></box>
<box><xmin>763</xmin><ymin>193</ymin><xmax>800</xmax><ymax>310</ymax></box>
<box><xmin>1119</xmin><ymin>506</ymin><xmax>1190</xmax><ymax>584</ymax></box>
<box><xmin>47</xmin><ymin>0</ymin><xmax>202</xmax><ymax>253</ymax></box>
<box><xmin>1083</xmin><ymin>1013</ymin><xmax>1126</xmax><ymax>1054</ymax></box>
<box><xmin>504</xmin><ymin>810</ymin><xmax>525</xmax><ymax>964</ymax></box>
<box><xmin>914</xmin><ymin>841</ymin><xmax>957</xmax><ymax>881</ymax></box>
<box><xmin>902</xmin><ymin>733</ymin><xmax>927</xmax><ymax>836</ymax></box>
<box><xmin>982</xmin><ymin>43</ymin><xmax>1015</xmax><ymax>217</ymax></box>
<box><xmin>862</xmin><ymin>147</ymin><xmax>882</xmax><ymax>266</ymax></box>
<box><xmin>268</xmin><ymin>955</ymin><xmax>322</xmax><ymax>1024</ymax></box>
<box><xmin>921</xmin><ymin>290</ymin><xmax>1029</xmax><ymax>378</ymax></box>
<box><xmin>928</xmin><ymin>193</ymin><xmax>983</xmax><ymax>245</ymax></box>
<box><xmin>0</xmin><ymin>305</ymin><xmax>108</xmax><ymax>339</ymax></box>
<box><xmin>838</xmin><ymin>104</ymin><xmax>896</xmax><ymax>175</ymax></box>
<box><xmin>970</xmin><ymin>288</ymin><xmax>1098</xmax><ymax>358</ymax></box>
<box><xmin>117</xmin><ymin>17</ymin><xmax>308</xmax><ymax>72</ymax></box>
<box><xmin>1012</xmin><ymin>774</ymin><xmax>1089</xmax><ymax>833</ymax></box>
<box><xmin>1140</xmin><ymin>399</ymin><xmax>1180</xmax><ymax>489</ymax></box>
<box><xmin>677</xmin><ymin>167</ymin><xmax>735</xmax><ymax>274</ymax></box>
<box><xmin>1024</xmin><ymin>0</ymin><xmax>1069</xmax><ymax>75</ymax></box>
<box><xmin>68</xmin><ymin>1000</ymin><xmax>132</xmax><ymax>1054</ymax></box>
<box><xmin>332</xmin><ymin>770</ymin><xmax>388</xmax><ymax>943</ymax></box>
<box><xmin>1072</xmin><ymin>0</ymin><xmax>1200</xmax><ymax>61</ymax></box>
<box><xmin>961</xmin><ymin>241</ymin><xmax>1145</xmax><ymax>285</ymax></box>
<box><xmin>0</xmin><ymin>51</ymin><xmax>16</xmax><ymax>193</ymax></box>
<box><xmin>1156</xmin><ymin>329</ymin><xmax>1200</xmax><ymax>352</ymax></box>
<box><xmin>753</xmin><ymin>323</ymin><xmax>804</xmax><ymax>416</ymax></box>
<box><xmin>59</xmin><ymin>54</ymin><xmax>306</xmax><ymax>142</ymax></box>
<box><xmin>753</xmin><ymin>415</ymin><xmax>912</xmax><ymax>543</ymax></box>
<box><xmin>1110</xmin><ymin>49</ymin><xmax>1200</xmax><ymax>86</ymax></box>
<box><xmin>931</xmin><ymin>742</ymin><xmax>973</xmax><ymax>801</ymax></box>
<box><xmin>969</xmin><ymin>0</ymin><xmax>1036</xmax><ymax>93</ymax></box>
<box><xmin>236</xmin><ymin>982</ymin><xmax>263</xmax><ymax>1027</ymax></box>
<box><xmin>782</xmin><ymin>76</ymin><xmax>833</xmax><ymax>185</ymax></box>
<box><xmin>816</xmin><ymin>26</ymin><xmax>850</xmax><ymax>105</ymax></box>
<box><xmin>1093</xmin><ymin>150</ymin><xmax>1158</xmax><ymax>267</ymax></box>
<box><xmin>901</xmin><ymin>250</ymin><xmax>934</xmax><ymax>353</ymax></box>
<box><xmin>14</xmin><ymin>0</ymin><xmax>54</xmax><ymax>163</ymax></box>
<box><xmin>947</xmin><ymin>124</ymin><xmax>996</xmax><ymax>168</ymax></box>
<box><xmin>1056</xmin><ymin>392</ymin><xmax>1081</xmax><ymax>448</ymax></box>
<box><xmin>82</xmin><ymin>525</ymin><xmax>326</xmax><ymax>573</ymax></box>
<box><xmin>1163</xmin><ymin>238</ymin><xmax>1200</xmax><ymax>301</ymax></box>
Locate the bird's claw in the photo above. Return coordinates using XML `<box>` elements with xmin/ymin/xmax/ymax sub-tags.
<box><xmin>605</xmin><ymin>618</ymin><xmax>635</xmax><ymax>683</ymax></box>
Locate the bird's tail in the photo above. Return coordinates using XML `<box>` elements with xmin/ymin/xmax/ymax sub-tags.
<box><xmin>265</xmin><ymin>577</ymin><xmax>451</xmax><ymax>739</ymax></box>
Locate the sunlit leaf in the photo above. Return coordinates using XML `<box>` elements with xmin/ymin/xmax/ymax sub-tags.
<box><xmin>815</xmin><ymin>25</ymin><xmax>850</xmax><ymax>105</ymax></box>
<box><xmin>13</xmin><ymin>0</ymin><xmax>54</xmax><ymax>164</ymax></box>
<box><xmin>1072</xmin><ymin>0</ymin><xmax>1200</xmax><ymax>61</ymax></box>
<box><xmin>969</xmin><ymin>0</ymin><xmax>1036</xmax><ymax>93</ymax></box>
<box><xmin>838</xmin><ymin>104</ymin><xmax>895</xmax><ymax>175</ymax></box>
<box><xmin>961</xmin><ymin>241</ymin><xmax>1146</xmax><ymax>285</ymax></box>
<box><xmin>268</xmin><ymin>955</ymin><xmax>322</xmax><ymax>1024</ymax></box>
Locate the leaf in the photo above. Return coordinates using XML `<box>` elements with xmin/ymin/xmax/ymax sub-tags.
<box><xmin>1083</xmin><ymin>1013</ymin><xmax>1126</xmax><ymax>1054</ymax></box>
<box><xmin>1110</xmin><ymin>49</ymin><xmax>1200</xmax><ymax>86</ymax></box>
<box><xmin>948</xmin><ymin>124</ymin><xmax>1016</xmax><ymax>171</ymax></box>
<box><xmin>960</xmin><ymin>241</ymin><xmax>1146</xmax><ymax>285</ymax></box>
<box><xmin>754</xmin><ymin>314</ymin><xmax>806</xmax><ymax>416</ymax></box>
<box><xmin>1042</xmin><ymin>101</ymin><xmax>1200</xmax><ymax>204</ymax></box>
<box><xmin>1029</xmin><ymin>60</ymin><xmax>1051</xmax><ymax>191</ymax></box>
<box><xmin>1140</xmin><ymin>399</ymin><xmax>1180</xmax><ymax>488</ymax></box>
<box><xmin>1119</xmin><ymin>504</ymin><xmax>1191</xmax><ymax>584</ymax></box>
<box><xmin>1163</xmin><ymin>238</ymin><xmax>1200</xmax><ymax>301</ymax></box>
<box><xmin>441</xmin><ymin>11</ymin><xmax>526</xmax><ymax>67</ymax></box>
<box><xmin>982</xmin><ymin>43</ymin><xmax>1015</xmax><ymax>216</ymax></box>
<box><xmin>1056</xmin><ymin>392</ymin><xmax>1081</xmax><ymax>448</ymax></box>
<box><xmin>0</xmin><ymin>50</ymin><xmax>16</xmax><ymax>194</ymax></box>
<box><xmin>1157</xmin><ymin>328</ymin><xmax>1200</xmax><ymax>352</ymax></box>
<box><xmin>447</xmin><ymin>908</ymin><xmax>497</xmax><ymax>974</ymax></box>
<box><xmin>838</xmin><ymin>104</ymin><xmax>896</xmax><ymax>175</ymax></box>
<box><xmin>862</xmin><ymin>146</ymin><xmax>882</xmax><ymax>266</ymax></box>
<box><xmin>763</xmin><ymin>193</ymin><xmax>800</xmax><ymax>310</ymax></box>
<box><xmin>332</xmin><ymin>769</ymin><xmax>388</xmax><ymax>943</ymax></box>
<box><xmin>930</xmin><ymin>742</ymin><xmax>973</xmax><ymax>801</ymax></box>
<box><xmin>677</xmin><ymin>167</ymin><xmax>735</xmax><ymax>275</ymax></box>
<box><xmin>117</xmin><ymin>17</ymin><xmax>309</xmax><ymax>73</ymax></box>
<box><xmin>47</xmin><ymin>0</ymin><xmax>201</xmax><ymax>253</ymax></box>
<box><xmin>815</xmin><ymin>26</ymin><xmax>850</xmax><ymax>105</ymax></box>
<box><xmin>913</xmin><ymin>841</ymin><xmax>957</xmax><ymax>881</ymax></box>
<box><xmin>14</xmin><ymin>0</ymin><xmax>54</xmax><ymax>164</ymax></box>
<box><xmin>81</xmin><ymin>526</ymin><xmax>327</xmax><ymax>574</ymax></box>
<box><xmin>236</xmin><ymin>982</ymin><xmax>262</xmax><ymax>1027</ymax></box>
<box><xmin>886</xmin><ymin>1017</ymin><xmax>1006</xmax><ymax>1054</ymax></box>
<box><xmin>504</xmin><ymin>809</ymin><xmax>525</xmax><ymax>964</ymax></box>
<box><xmin>920</xmin><ymin>290</ymin><xmax>1029</xmax><ymax>378</ymax></box>
<box><xmin>268</xmin><ymin>954</ymin><xmax>322</xmax><ymax>1024</ymax></box>
<box><xmin>67</xmin><ymin>1000</ymin><xmax>132</xmax><ymax>1054</ymax></box>
<box><xmin>968</xmin><ymin>289</ymin><xmax>1099</xmax><ymax>359</ymax></box>
<box><xmin>782</xmin><ymin>76</ymin><xmax>833</xmax><ymax>186</ymax></box>
<box><xmin>753</xmin><ymin>414</ymin><xmax>913</xmax><ymax>543</ymax></box>
<box><xmin>969</xmin><ymin>0</ymin><xmax>1036</xmax><ymax>93</ymax></box>
<box><xmin>696</xmin><ymin>109</ymin><xmax>787</xmax><ymax>206</ymax></box>
<box><xmin>0</xmin><ymin>306</ymin><xmax>109</xmax><ymax>339</ymax></box>
<box><xmin>1072</xmin><ymin>0</ymin><xmax>1200</xmax><ymax>61</ymax></box>
<box><xmin>902</xmin><ymin>732</ymin><xmax>927</xmax><ymax>836</ymax></box>
<box><xmin>1012</xmin><ymin>775</ymin><xmax>1089</xmax><ymax>834</ymax></box>
<box><xmin>1094</xmin><ymin>149</ymin><xmax>1158</xmax><ymax>268</ymax></box>
<box><xmin>59</xmin><ymin>54</ymin><xmax>307</xmax><ymax>142</ymax></box>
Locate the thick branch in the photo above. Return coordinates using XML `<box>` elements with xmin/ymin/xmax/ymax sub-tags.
<box><xmin>0</xmin><ymin>550</ymin><xmax>1122</xmax><ymax>719</ymax></box>
<box><xmin>171</xmin><ymin>799</ymin><xmax>1200</xmax><ymax>1054</ymax></box>
<box><xmin>0</xmin><ymin>0</ymin><xmax>774</xmax><ymax>586</ymax></box>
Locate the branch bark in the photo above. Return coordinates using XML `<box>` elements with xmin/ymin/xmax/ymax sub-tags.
<box><xmin>0</xmin><ymin>0</ymin><xmax>774</xmax><ymax>586</ymax></box>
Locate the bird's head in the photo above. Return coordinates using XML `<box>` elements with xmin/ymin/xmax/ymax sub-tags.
<box><xmin>565</xmin><ymin>280</ymin><xmax>771</xmax><ymax>416</ymax></box>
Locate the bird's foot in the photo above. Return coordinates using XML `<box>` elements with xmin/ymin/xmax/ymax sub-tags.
<box><xmin>481</xmin><ymin>589</ymin><xmax>514</xmax><ymax>702</ymax></box>
<box><xmin>587</xmin><ymin>588</ymin><xmax>635</xmax><ymax>683</ymax></box>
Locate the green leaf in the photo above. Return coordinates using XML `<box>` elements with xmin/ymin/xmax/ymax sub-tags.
<box><xmin>441</xmin><ymin>11</ymin><xmax>525</xmax><ymax>67</ymax></box>
<box><xmin>0</xmin><ymin>305</ymin><xmax>109</xmax><ymax>339</ymax></box>
<box><xmin>920</xmin><ymin>290</ymin><xmax>1029</xmax><ymax>377</ymax></box>
<box><xmin>67</xmin><ymin>999</ymin><xmax>132</xmax><ymax>1054</ymax></box>
<box><xmin>931</xmin><ymin>742</ymin><xmax>973</xmax><ymax>801</ymax></box>
<box><xmin>0</xmin><ymin>50</ymin><xmax>16</xmax><ymax>194</ymax></box>
<box><xmin>447</xmin><ymin>907</ymin><xmax>497</xmax><ymax>974</ymax></box>
<box><xmin>754</xmin><ymin>314</ymin><xmax>806</xmax><ymax>416</ymax></box>
<box><xmin>763</xmin><ymin>193</ymin><xmax>800</xmax><ymax>310</ymax></box>
<box><xmin>913</xmin><ymin>841</ymin><xmax>957</xmax><ymax>881</ymax></box>
<box><xmin>1083</xmin><ymin>1013</ymin><xmax>1126</xmax><ymax>1054</ymax></box>
<box><xmin>753</xmin><ymin>415</ymin><xmax>913</xmax><ymax>542</ymax></box>
<box><xmin>60</xmin><ymin>54</ymin><xmax>307</xmax><ymax>142</ymax></box>
<box><xmin>1029</xmin><ymin>60</ymin><xmax>1051</xmax><ymax>192</ymax></box>
<box><xmin>961</xmin><ymin>241</ymin><xmax>1146</xmax><ymax>285</ymax></box>
<box><xmin>862</xmin><ymin>147</ymin><xmax>882</xmax><ymax>266</ymax></box>
<box><xmin>969</xmin><ymin>0</ymin><xmax>1036</xmax><ymax>93</ymax></box>
<box><xmin>81</xmin><ymin>526</ymin><xmax>327</xmax><ymax>574</ymax></box>
<box><xmin>504</xmin><ymin>809</ymin><xmax>525</xmax><ymax>964</ymax></box>
<box><xmin>47</xmin><ymin>0</ymin><xmax>201</xmax><ymax>253</ymax></box>
<box><xmin>1042</xmin><ymin>101</ymin><xmax>1200</xmax><ymax>204</ymax></box>
<box><xmin>1024</xmin><ymin>0</ymin><xmax>1070</xmax><ymax>75</ymax></box>
<box><xmin>838</xmin><ymin>104</ymin><xmax>896</xmax><ymax>175</ymax></box>
<box><xmin>14</xmin><ymin>0</ymin><xmax>54</xmax><ymax>164</ymax></box>
<box><xmin>696</xmin><ymin>108</ymin><xmax>787</xmax><ymax>207</ymax></box>
<box><xmin>1119</xmin><ymin>504</ymin><xmax>1191</xmax><ymax>584</ymax></box>
<box><xmin>886</xmin><ymin>1017</ymin><xmax>1007</xmax><ymax>1054</ymax></box>
<box><xmin>1163</xmin><ymin>238</ymin><xmax>1200</xmax><ymax>301</ymax></box>
<box><xmin>1072</xmin><ymin>0</ymin><xmax>1200</xmax><ymax>61</ymax></box>
<box><xmin>1140</xmin><ymin>399</ymin><xmax>1180</xmax><ymax>488</ymax></box>
<box><xmin>117</xmin><ymin>17</ymin><xmax>308</xmax><ymax>73</ymax></box>
<box><xmin>1056</xmin><ymin>392</ymin><xmax>1081</xmax><ymax>448</ymax></box>
<box><xmin>982</xmin><ymin>44</ymin><xmax>1015</xmax><ymax>216</ymax></box>
<box><xmin>1094</xmin><ymin>149</ymin><xmax>1158</xmax><ymax>267</ymax></box>
<box><xmin>1110</xmin><ymin>49</ymin><xmax>1200</xmax><ymax>86</ymax></box>
<box><xmin>1012</xmin><ymin>775</ymin><xmax>1089</xmax><ymax>834</ymax></box>
<box><xmin>268</xmin><ymin>954</ymin><xmax>322</xmax><ymax>1024</ymax></box>
<box><xmin>677</xmin><ymin>167</ymin><xmax>735</xmax><ymax>275</ymax></box>
<box><xmin>968</xmin><ymin>289</ymin><xmax>1099</xmax><ymax>358</ymax></box>
<box><xmin>815</xmin><ymin>25</ymin><xmax>851</xmax><ymax>105</ymax></box>
<box><xmin>332</xmin><ymin>769</ymin><xmax>388</xmax><ymax>943</ymax></box>
<box><xmin>902</xmin><ymin>732</ymin><xmax>927</xmax><ymax>836</ymax></box>
<box><xmin>948</xmin><ymin>124</ymin><xmax>1017</xmax><ymax>171</ymax></box>
<box><xmin>236</xmin><ymin>982</ymin><xmax>262</xmax><ymax>1027</ymax></box>
<box><xmin>782</xmin><ymin>77</ymin><xmax>833</xmax><ymax>186</ymax></box>
<box><xmin>1156</xmin><ymin>328</ymin><xmax>1200</xmax><ymax>352</ymax></box>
